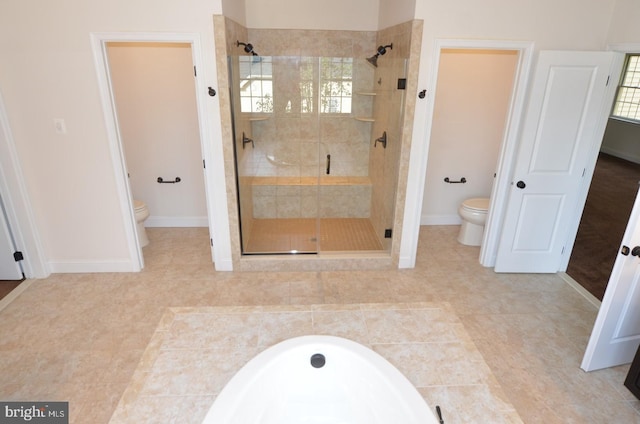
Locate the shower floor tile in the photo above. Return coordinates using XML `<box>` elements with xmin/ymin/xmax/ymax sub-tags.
<box><xmin>108</xmin><ymin>303</ymin><xmax>521</xmax><ymax>423</ymax></box>
<box><xmin>244</xmin><ymin>218</ymin><xmax>384</xmax><ymax>253</ymax></box>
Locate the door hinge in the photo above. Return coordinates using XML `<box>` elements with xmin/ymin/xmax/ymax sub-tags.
<box><xmin>606</xmin><ymin>75</ymin><xmax>610</xmax><ymax>86</ymax></box>
<box><xmin>13</xmin><ymin>251</ymin><xmax>24</xmax><ymax>262</ymax></box>
<box><xmin>561</xmin><ymin>246</ymin><xmax>565</xmax><ymax>255</ymax></box>
<box><xmin>194</xmin><ymin>66</ymin><xmax>197</xmax><ymax>77</ymax></box>
<box><xmin>210</xmin><ymin>238</ymin><xmax>213</xmax><ymax>247</ymax></box>
<box><xmin>582</xmin><ymin>168</ymin><xmax>586</xmax><ymax>177</ymax></box>
<box><xmin>384</xmin><ymin>229</ymin><xmax>393</xmax><ymax>238</ymax></box>
<box><xmin>397</xmin><ymin>79</ymin><xmax>406</xmax><ymax>90</ymax></box>
<box><xmin>203</xmin><ymin>159</ymin><xmax>206</xmax><ymax>169</ymax></box>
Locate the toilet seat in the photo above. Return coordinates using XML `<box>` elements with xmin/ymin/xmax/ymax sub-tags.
<box><xmin>461</xmin><ymin>198</ymin><xmax>489</xmax><ymax>212</ymax></box>
<box><xmin>134</xmin><ymin>200</ymin><xmax>147</xmax><ymax>212</ymax></box>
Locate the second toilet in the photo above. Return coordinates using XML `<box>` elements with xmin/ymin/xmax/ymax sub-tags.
<box><xmin>457</xmin><ymin>198</ymin><xmax>489</xmax><ymax>246</ymax></box>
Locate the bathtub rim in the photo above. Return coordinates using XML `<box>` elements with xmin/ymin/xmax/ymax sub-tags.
<box><xmin>202</xmin><ymin>334</ymin><xmax>439</xmax><ymax>423</ymax></box>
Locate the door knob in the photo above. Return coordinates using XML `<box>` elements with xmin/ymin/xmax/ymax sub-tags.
<box><xmin>632</xmin><ymin>246</ymin><xmax>640</xmax><ymax>257</ymax></box>
<box><xmin>516</xmin><ymin>180</ymin><xmax>526</xmax><ymax>189</ymax></box>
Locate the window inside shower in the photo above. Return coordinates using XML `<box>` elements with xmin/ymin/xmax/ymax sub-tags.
<box><xmin>228</xmin><ymin>54</ymin><xmax>406</xmax><ymax>255</ymax></box>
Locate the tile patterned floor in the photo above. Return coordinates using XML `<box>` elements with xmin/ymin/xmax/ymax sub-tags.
<box><xmin>1</xmin><ymin>226</ymin><xmax>640</xmax><ymax>423</ymax></box>
<box><xmin>110</xmin><ymin>303</ymin><xmax>520</xmax><ymax>423</ymax></box>
<box><xmin>244</xmin><ymin>218</ymin><xmax>383</xmax><ymax>253</ymax></box>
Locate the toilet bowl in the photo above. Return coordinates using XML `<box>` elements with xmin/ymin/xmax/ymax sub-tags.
<box><xmin>133</xmin><ymin>200</ymin><xmax>150</xmax><ymax>247</ymax></box>
<box><xmin>457</xmin><ymin>198</ymin><xmax>489</xmax><ymax>246</ymax></box>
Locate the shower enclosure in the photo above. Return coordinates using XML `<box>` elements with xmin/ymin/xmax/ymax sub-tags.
<box><xmin>229</xmin><ymin>53</ymin><xmax>407</xmax><ymax>255</ymax></box>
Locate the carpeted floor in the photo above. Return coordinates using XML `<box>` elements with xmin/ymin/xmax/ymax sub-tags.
<box><xmin>567</xmin><ymin>152</ymin><xmax>640</xmax><ymax>300</ymax></box>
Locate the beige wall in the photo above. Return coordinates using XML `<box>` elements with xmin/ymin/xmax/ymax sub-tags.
<box><xmin>0</xmin><ymin>0</ymin><xmax>224</xmax><ymax>270</ymax></box>
<box><xmin>243</xmin><ymin>0</ymin><xmax>379</xmax><ymax>30</ymax></box>
<box><xmin>221</xmin><ymin>0</ymin><xmax>246</xmax><ymax>26</ymax></box>
<box><xmin>607</xmin><ymin>0</ymin><xmax>640</xmax><ymax>44</ymax></box>
<box><xmin>107</xmin><ymin>42</ymin><xmax>208</xmax><ymax>227</ymax></box>
<box><xmin>415</xmin><ymin>0</ymin><xmax>615</xmax><ymax>50</ymax></box>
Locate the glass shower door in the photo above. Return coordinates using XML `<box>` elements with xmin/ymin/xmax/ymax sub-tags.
<box><xmin>230</xmin><ymin>54</ymin><xmax>321</xmax><ymax>255</ymax></box>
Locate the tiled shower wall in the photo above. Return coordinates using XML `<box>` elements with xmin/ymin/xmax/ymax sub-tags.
<box><xmin>230</xmin><ymin>27</ymin><xmax>382</xmax><ymax>219</ymax></box>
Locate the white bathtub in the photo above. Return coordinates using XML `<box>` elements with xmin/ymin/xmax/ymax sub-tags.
<box><xmin>202</xmin><ymin>335</ymin><xmax>440</xmax><ymax>424</ymax></box>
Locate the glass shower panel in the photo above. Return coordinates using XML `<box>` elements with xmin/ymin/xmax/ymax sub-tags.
<box><xmin>230</xmin><ymin>55</ymin><xmax>321</xmax><ymax>255</ymax></box>
<box><xmin>230</xmin><ymin>54</ymin><xmax>406</xmax><ymax>256</ymax></box>
<box><xmin>317</xmin><ymin>57</ymin><xmax>407</xmax><ymax>253</ymax></box>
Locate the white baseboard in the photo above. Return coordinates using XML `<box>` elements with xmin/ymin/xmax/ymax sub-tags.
<box><xmin>421</xmin><ymin>214</ymin><xmax>462</xmax><ymax>226</ymax></box>
<box><xmin>145</xmin><ymin>216</ymin><xmax>208</xmax><ymax>227</ymax></box>
<box><xmin>48</xmin><ymin>259</ymin><xmax>139</xmax><ymax>273</ymax></box>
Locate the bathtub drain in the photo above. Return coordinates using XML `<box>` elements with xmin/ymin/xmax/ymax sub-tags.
<box><xmin>310</xmin><ymin>353</ymin><xmax>326</xmax><ymax>368</ymax></box>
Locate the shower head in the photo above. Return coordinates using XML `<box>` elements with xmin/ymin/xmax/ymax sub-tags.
<box><xmin>237</xmin><ymin>41</ymin><xmax>259</xmax><ymax>56</ymax></box>
<box><xmin>366</xmin><ymin>55</ymin><xmax>379</xmax><ymax>67</ymax></box>
<box><xmin>366</xmin><ymin>43</ymin><xmax>393</xmax><ymax>68</ymax></box>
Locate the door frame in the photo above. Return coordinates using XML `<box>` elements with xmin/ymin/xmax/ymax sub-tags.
<box><xmin>90</xmin><ymin>32</ymin><xmax>218</xmax><ymax>271</ymax></box>
<box><xmin>0</xmin><ymin>90</ymin><xmax>49</xmax><ymax>279</ymax></box>
<box><xmin>413</xmin><ymin>39</ymin><xmax>534</xmax><ymax>267</ymax></box>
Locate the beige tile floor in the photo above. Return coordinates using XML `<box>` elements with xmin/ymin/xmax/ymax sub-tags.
<box><xmin>244</xmin><ymin>218</ymin><xmax>383</xmax><ymax>253</ymax></box>
<box><xmin>1</xmin><ymin>226</ymin><xmax>640</xmax><ymax>423</ymax></box>
<box><xmin>110</xmin><ymin>303</ymin><xmax>520</xmax><ymax>423</ymax></box>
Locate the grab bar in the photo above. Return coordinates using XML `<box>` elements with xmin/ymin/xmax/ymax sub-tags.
<box><xmin>326</xmin><ymin>154</ymin><xmax>331</xmax><ymax>175</ymax></box>
<box><xmin>444</xmin><ymin>177</ymin><xmax>466</xmax><ymax>184</ymax></box>
<box><xmin>157</xmin><ymin>177</ymin><xmax>181</xmax><ymax>184</ymax></box>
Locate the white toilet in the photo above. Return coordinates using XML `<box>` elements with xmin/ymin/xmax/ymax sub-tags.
<box><xmin>457</xmin><ymin>198</ymin><xmax>490</xmax><ymax>246</ymax></box>
<box><xmin>133</xmin><ymin>200</ymin><xmax>150</xmax><ymax>247</ymax></box>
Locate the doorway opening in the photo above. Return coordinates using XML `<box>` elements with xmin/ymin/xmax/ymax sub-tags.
<box><xmin>91</xmin><ymin>32</ymin><xmax>218</xmax><ymax>271</ymax></box>
<box><xmin>105</xmin><ymin>41</ymin><xmax>209</xmax><ymax>266</ymax></box>
<box><xmin>422</xmin><ymin>43</ymin><xmax>529</xmax><ymax>262</ymax></box>
<box><xmin>567</xmin><ymin>54</ymin><xmax>640</xmax><ymax>301</ymax></box>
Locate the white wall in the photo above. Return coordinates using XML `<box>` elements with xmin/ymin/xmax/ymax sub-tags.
<box><xmin>107</xmin><ymin>42</ymin><xmax>208</xmax><ymax>227</ymax></box>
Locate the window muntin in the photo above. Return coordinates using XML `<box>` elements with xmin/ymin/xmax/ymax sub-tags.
<box><xmin>612</xmin><ymin>55</ymin><xmax>640</xmax><ymax>122</ymax></box>
<box><xmin>238</xmin><ymin>56</ymin><xmax>354</xmax><ymax>115</ymax></box>
<box><xmin>320</xmin><ymin>57</ymin><xmax>353</xmax><ymax>114</ymax></box>
<box><xmin>239</xmin><ymin>56</ymin><xmax>273</xmax><ymax>113</ymax></box>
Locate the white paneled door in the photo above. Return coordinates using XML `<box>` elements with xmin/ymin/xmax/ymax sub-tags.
<box><xmin>582</xmin><ymin>185</ymin><xmax>640</xmax><ymax>371</ymax></box>
<box><xmin>0</xmin><ymin>196</ymin><xmax>22</xmax><ymax>280</ymax></box>
<box><xmin>495</xmin><ymin>51</ymin><xmax>618</xmax><ymax>273</ymax></box>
